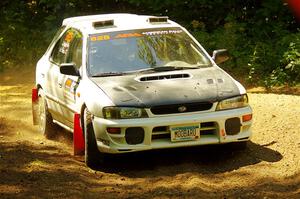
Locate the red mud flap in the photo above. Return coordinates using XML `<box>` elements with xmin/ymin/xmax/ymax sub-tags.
<box><xmin>73</xmin><ymin>113</ymin><xmax>85</xmax><ymax>156</ymax></box>
<box><xmin>32</xmin><ymin>88</ymin><xmax>39</xmax><ymax>125</ymax></box>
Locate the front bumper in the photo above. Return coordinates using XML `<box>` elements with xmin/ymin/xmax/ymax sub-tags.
<box><xmin>92</xmin><ymin>106</ymin><xmax>252</xmax><ymax>154</ymax></box>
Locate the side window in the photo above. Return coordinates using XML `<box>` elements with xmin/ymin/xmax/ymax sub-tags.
<box><xmin>67</xmin><ymin>34</ymin><xmax>83</xmax><ymax>69</ymax></box>
<box><xmin>50</xmin><ymin>28</ymin><xmax>83</xmax><ymax>67</ymax></box>
<box><xmin>50</xmin><ymin>32</ymin><xmax>68</xmax><ymax>64</ymax></box>
<box><xmin>46</xmin><ymin>26</ymin><xmax>66</xmax><ymax>53</ymax></box>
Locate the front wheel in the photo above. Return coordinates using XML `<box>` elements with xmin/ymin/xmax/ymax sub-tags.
<box><xmin>37</xmin><ymin>89</ymin><xmax>57</xmax><ymax>138</ymax></box>
<box><xmin>84</xmin><ymin>108</ymin><xmax>104</xmax><ymax>168</ymax></box>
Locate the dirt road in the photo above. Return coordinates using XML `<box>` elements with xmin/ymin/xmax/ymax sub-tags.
<box><xmin>0</xmin><ymin>67</ymin><xmax>299</xmax><ymax>198</ymax></box>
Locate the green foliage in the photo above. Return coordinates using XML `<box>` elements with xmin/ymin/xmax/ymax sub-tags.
<box><xmin>283</xmin><ymin>40</ymin><xmax>300</xmax><ymax>77</ymax></box>
<box><xmin>247</xmin><ymin>31</ymin><xmax>300</xmax><ymax>87</ymax></box>
<box><xmin>270</xmin><ymin>36</ymin><xmax>300</xmax><ymax>86</ymax></box>
<box><xmin>193</xmin><ymin>1</ymin><xmax>299</xmax><ymax>86</ymax></box>
<box><xmin>0</xmin><ymin>0</ymin><xmax>299</xmax><ymax>87</ymax></box>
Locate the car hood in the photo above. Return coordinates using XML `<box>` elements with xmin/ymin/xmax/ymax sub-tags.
<box><xmin>90</xmin><ymin>67</ymin><xmax>241</xmax><ymax>107</ymax></box>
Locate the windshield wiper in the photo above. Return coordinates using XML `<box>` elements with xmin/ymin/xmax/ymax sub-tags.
<box><xmin>91</xmin><ymin>72</ymin><xmax>126</xmax><ymax>77</ymax></box>
<box><xmin>136</xmin><ymin>66</ymin><xmax>199</xmax><ymax>73</ymax></box>
<box><xmin>91</xmin><ymin>65</ymin><xmax>203</xmax><ymax>77</ymax></box>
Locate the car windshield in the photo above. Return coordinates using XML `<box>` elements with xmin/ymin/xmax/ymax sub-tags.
<box><xmin>87</xmin><ymin>27</ymin><xmax>212</xmax><ymax>77</ymax></box>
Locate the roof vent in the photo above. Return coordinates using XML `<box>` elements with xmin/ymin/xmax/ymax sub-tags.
<box><xmin>148</xmin><ymin>16</ymin><xmax>169</xmax><ymax>24</ymax></box>
<box><xmin>93</xmin><ymin>20</ymin><xmax>114</xmax><ymax>29</ymax></box>
<box><xmin>139</xmin><ymin>73</ymin><xmax>190</xmax><ymax>82</ymax></box>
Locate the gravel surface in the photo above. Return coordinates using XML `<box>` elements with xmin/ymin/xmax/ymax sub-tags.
<box><xmin>0</xmin><ymin>68</ymin><xmax>299</xmax><ymax>198</ymax></box>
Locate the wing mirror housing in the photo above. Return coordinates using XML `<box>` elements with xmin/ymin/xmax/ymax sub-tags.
<box><xmin>212</xmin><ymin>49</ymin><xmax>229</xmax><ymax>65</ymax></box>
<box><xmin>60</xmin><ymin>63</ymin><xmax>80</xmax><ymax>76</ymax></box>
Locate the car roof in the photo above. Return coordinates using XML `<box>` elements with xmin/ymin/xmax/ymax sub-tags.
<box><xmin>62</xmin><ymin>13</ymin><xmax>182</xmax><ymax>35</ymax></box>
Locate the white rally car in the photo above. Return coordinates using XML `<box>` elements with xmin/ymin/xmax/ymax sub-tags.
<box><xmin>32</xmin><ymin>14</ymin><xmax>253</xmax><ymax>167</ymax></box>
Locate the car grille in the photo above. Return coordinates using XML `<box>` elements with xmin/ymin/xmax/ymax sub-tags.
<box><xmin>152</xmin><ymin>126</ymin><xmax>169</xmax><ymax>140</ymax></box>
<box><xmin>150</xmin><ymin>102</ymin><xmax>213</xmax><ymax>115</ymax></box>
<box><xmin>151</xmin><ymin>122</ymin><xmax>218</xmax><ymax>140</ymax></box>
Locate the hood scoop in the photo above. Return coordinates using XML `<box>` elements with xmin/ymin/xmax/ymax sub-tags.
<box><xmin>138</xmin><ymin>73</ymin><xmax>190</xmax><ymax>82</ymax></box>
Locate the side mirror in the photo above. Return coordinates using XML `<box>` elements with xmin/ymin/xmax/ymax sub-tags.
<box><xmin>60</xmin><ymin>63</ymin><xmax>80</xmax><ymax>76</ymax></box>
<box><xmin>212</xmin><ymin>49</ymin><xmax>229</xmax><ymax>64</ymax></box>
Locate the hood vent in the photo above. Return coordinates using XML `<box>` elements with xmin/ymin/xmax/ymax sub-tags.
<box><xmin>139</xmin><ymin>73</ymin><xmax>190</xmax><ymax>82</ymax></box>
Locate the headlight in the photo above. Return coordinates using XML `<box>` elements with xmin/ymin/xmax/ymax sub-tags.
<box><xmin>216</xmin><ymin>94</ymin><xmax>248</xmax><ymax>111</ymax></box>
<box><xmin>103</xmin><ymin>107</ymin><xmax>148</xmax><ymax>119</ymax></box>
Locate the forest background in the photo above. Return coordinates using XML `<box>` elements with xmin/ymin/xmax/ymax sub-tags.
<box><xmin>0</xmin><ymin>0</ymin><xmax>299</xmax><ymax>87</ymax></box>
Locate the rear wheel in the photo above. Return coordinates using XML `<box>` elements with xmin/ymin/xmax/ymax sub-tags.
<box><xmin>84</xmin><ymin>108</ymin><xmax>103</xmax><ymax>168</ymax></box>
<box><xmin>37</xmin><ymin>89</ymin><xmax>57</xmax><ymax>138</ymax></box>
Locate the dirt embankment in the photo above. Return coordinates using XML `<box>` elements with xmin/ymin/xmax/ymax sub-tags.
<box><xmin>0</xmin><ymin>68</ymin><xmax>299</xmax><ymax>198</ymax></box>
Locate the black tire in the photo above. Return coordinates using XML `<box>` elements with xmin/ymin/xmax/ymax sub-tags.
<box><xmin>37</xmin><ymin>89</ymin><xmax>57</xmax><ymax>139</ymax></box>
<box><xmin>84</xmin><ymin>108</ymin><xmax>103</xmax><ymax>168</ymax></box>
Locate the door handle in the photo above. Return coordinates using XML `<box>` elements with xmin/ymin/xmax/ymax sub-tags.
<box><xmin>58</xmin><ymin>83</ymin><xmax>63</xmax><ymax>88</ymax></box>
